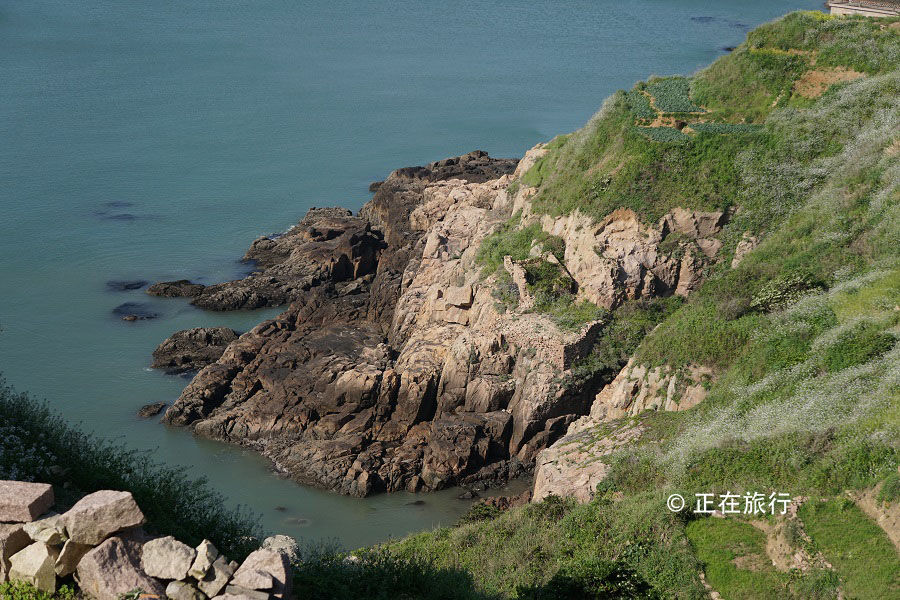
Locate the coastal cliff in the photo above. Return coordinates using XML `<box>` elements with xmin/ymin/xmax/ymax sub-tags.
<box><xmin>154</xmin><ymin>143</ymin><xmax>725</xmax><ymax>496</ymax></box>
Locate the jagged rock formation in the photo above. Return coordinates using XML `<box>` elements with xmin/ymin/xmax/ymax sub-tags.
<box><xmin>532</xmin><ymin>358</ymin><xmax>715</xmax><ymax>502</ymax></box>
<box><xmin>160</xmin><ymin>147</ymin><xmax>724</xmax><ymax>497</ymax></box>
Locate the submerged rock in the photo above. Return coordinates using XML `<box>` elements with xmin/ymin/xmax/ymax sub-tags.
<box><xmin>106</xmin><ymin>280</ymin><xmax>149</xmax><ymax>292</ymax></box>
<box><xmin>113</xmin><ymin>302</ymin><xmax>158</xmax><ymax>321</ymax></box>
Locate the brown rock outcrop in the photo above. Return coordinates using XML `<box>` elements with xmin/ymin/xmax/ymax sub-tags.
<box><xmin>160</xmin><ymin>148</ymin><xmax>725</xmax><ymax>497</ymax></box>
<box><xmin>151</xmin><ymin>327</ymin><xmax>239</xmax><ymax>374</ymax></box>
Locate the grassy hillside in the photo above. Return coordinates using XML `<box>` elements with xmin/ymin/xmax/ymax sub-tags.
<box><xmin>380</xmin><ymin>12</ymin><xmax>900</xmax><ymax>600</ymax></box>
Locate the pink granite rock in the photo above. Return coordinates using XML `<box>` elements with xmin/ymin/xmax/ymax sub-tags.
<box><xmin>1</xmin><ymin>524</ymin><xmax>31</xmax><ymax>582</ymax></box>
<box><xmin>75</xmin><ymin>536</ymin><xmax>164</xmax><ymax>600</ymax></box>
<box><xmin>62</xmin><ymin>490</ymin><xmax>145</xmax><ymax>545</ymax></box>
<box><xmin>0</xmin><ymin>481</ymin><xmax>54</xmax><ymax>523</ymax></box>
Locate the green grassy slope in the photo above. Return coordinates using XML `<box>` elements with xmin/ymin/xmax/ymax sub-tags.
<box><xmin>379</xmin><ymin>12</ymin><xmax>900</xmax><ymax>600</ymax></box>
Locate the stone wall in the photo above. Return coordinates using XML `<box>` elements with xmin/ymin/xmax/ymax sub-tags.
<box><xmin>0</xmin><ymin>480</ymin><xmax>294</xmax><ymax>600</ymax></box>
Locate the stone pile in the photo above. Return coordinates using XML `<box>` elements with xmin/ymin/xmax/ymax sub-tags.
<box><xmin>0</xmin><ymin>480</ymin><xmax>294</xmax><ymax>599</ymax></box>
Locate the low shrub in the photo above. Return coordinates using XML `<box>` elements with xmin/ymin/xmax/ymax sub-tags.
<box><xmin>0</xmin><ymin>381</ymin><xmax>262</xmax><ymax>560</ymax></box>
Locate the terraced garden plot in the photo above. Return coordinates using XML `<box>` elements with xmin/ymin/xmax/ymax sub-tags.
<box><xmin>633</xmin><ymin>126</ymin><xmax>690</xmax><ymax>143</ymax></box>
<box><xmin>624</xmin><ymin>89</ymin><xmax>656</xmax><ymax>121</ymax></box>
<box><xmin>646</xmin><ymin>77</ymin><xmax>704</xmax><ymax>113</ymax></box>
<box><xmin>687</xmin><ymin>123</ymin><xmax>764</xmax><ymax>134</ymax></box>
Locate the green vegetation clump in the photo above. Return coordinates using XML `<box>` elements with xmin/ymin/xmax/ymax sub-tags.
<box><xmin>800</xmin><ymin>499</ymin><xmax>900</xmax><ymax>599</ymax></box>
<box><xmin>0</xmin><ymin>383</ymin><xmax>262</xmax><ymax>559</ymax></box>
<box><xmin>877</xmin><ymin>472</ymin><xmax>900</xmax><ymax>504</ymax></box>
<box><xmin>624</xmin><ymin>90</ymin><xmax>656</xmax><ymax>122</ymax></box>
<box><xmin>476</xmin><ymin>218</ymin><xmax>565</xmax><ymax>276</ymax></box>
<box><xmin>633</xmin><ymin>126</ymin><xmax>689</xmax><ymax>143</ymax></box>
<box><xmin>645</xmin><ymin>77</ymin><xmax>703</xmax><ymax>113</ymax></box>
<box><xmin>0</xmin><ymin>582</ymin><xmax>77</xmax><ymax>600</ymax></box>
<box><xmin>687</xmin><ymin>123</ymin><xmax>763</xmax><ymax>134</ymax></box>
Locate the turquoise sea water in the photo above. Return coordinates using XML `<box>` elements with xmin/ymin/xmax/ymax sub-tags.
<box><xmin>0</xmin><ymin>1</ymin><xmax>822</xmax><ymax>548</ymax></box>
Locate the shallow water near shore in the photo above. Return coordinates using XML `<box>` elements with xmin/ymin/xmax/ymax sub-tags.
<box><xmin>0</xmin><ymin>0</ymin><xmax>822</xmax><ymax>548</ymax></box>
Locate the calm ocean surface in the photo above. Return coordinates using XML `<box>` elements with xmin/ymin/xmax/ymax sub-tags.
<box><xmin>0</xmin><ymin>0</ymin><xmax>821</xmax><ymax>548</ymax></box>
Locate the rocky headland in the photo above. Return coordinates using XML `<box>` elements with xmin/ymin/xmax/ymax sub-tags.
<box><xmin>152</xmin><ymin>149</ymin><xmax>725</xmax><ymax>497</ymax></box>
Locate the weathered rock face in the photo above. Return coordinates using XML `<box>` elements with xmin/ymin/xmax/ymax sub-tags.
<box><xmin>532</xmin><ymin>207</ymin><xmax>726</xmax><ymax>310</ymax></box>
<box><xmin>532</xmin><ymin>357</ymin><xmax>716</xmax><ymax>503</ymax></box>
<box><xmin>141</xmin><ymin>535</ymin><xmax>196</xmax><ymax>580</ymax></box>
<box><xmin>161</xmin><ymin>148</ymin><xmax>725</xmax><ymax>497</ymax></box>
<box><xmin>76</xmin><ymin>536</ymin><xmax>166</xmax><ymax>600</ymax></box>
<box><xmin>152</xmin><ymin>327</ymin><xmax>239</xmax><ymax>374</ymax></box>
<box><xmin>0</xmin><ymin>481</ymin><xmax>54</xmax><ymax>522</ymax></box>
<box><xmin>9</xmin><ymin>542</ymin><xmax>59</xmax><ymax>593</ymax></box>
<box><xmin>62</xmin><ymin>490</ymin><xmax>145</xmax><ymax>545</ymax></box>
<box><xmin>0</xmin><ymin>524</ymin><xmax>30</xmax><ymax>582</ymax></box>
<box><xmin>532</xmin><ymin>423</ymin><xmax>644</xmax><ymax>503</ymax></box>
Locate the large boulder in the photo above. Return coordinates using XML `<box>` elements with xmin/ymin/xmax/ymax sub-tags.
<box><xmin>197</xmin><ymin>555</ymin><xmax>236</xmax><ymax>597</ymax></box>
<box><xmin>54</xmin><ymin>539</ymin><xmax>92</xmax><ymax>577</ymax></box>
<box><xmin>1</xmin><ymin>524</ymin><xmax>31</xmax><ymax>582</ymax></box>
<box><xmin>151</xmin><ymin>327</ymin><xmax>238</xmax><ymax>374</ymax></box>
<box><xmin>233</xmin><ymin>548</ymin><xmax>291</xmax><ymax>598</ymax></box>
<box><xmin>141</xmin><ymin>535</ymin><xmax>196</xmax><ymax>580</ymax></box>
<box><xmin>0</xmin><ymin>481</ymin><xmax>54</xmax><ymax>522</ymax></box>
<box><xmin>75</xmin><ymin>536</ymin><xmax>165</xmax><ymax>600</ymax></box>
<box><xmin>23</xmin><ymin>513</ymin><xmax>66</xmax><ymax>546</ymax></box>
<box><xmin>261</xmin><ymin>535</ymin><xmax>298</xmax><ymax>562</ymax></box>
<box><xmin>188</xmin><ymin>539</ymin><xmax>219</xmax><ymax>579</ymax></box>
<box><xmin>166</xmin><ymin>580</ymin><xmax>206</xmax><ymax>600</ymax></box>
<box><xmin>8</xmin><ymin>542</ymin><xmax>59</xmax><ymax>593</ymax></box>
<box><xmin>62</xmin><ymin>490</ymin><xmax>145</xmax><ymax>545</ymax></box>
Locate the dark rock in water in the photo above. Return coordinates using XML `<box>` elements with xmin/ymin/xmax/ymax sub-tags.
<box><xmin>138</xmin><ymin>402</ymin><xmax>167</xmax><ymax>418</ymax></box>
<box><xmin>146</xmin><ymin>280</ymin><xmax>206</xmax><ymax>298</ymax></box>
<box><xmin>457</xmin><ymin>490</ymin><xmax>478</xmax><ymax>500</ymax></box>
<box><xmin>406</xmin><ymin>500</ymin><xmax>426</xmax><ymax>506</ymax></box>
<box><xmin>99</xmin><ymin>212</ymin><xmax>138</xmax><ymax>221</ymax></box>
<box><xmin>722</xmin><ymin>46</ymin><xmax>737</xmax><ymax>52</ymax></box>
<box><xmin>274</xmin><ymin>506</ymin><xmax>287</xmax><ymax>512</ymax></box>
<box><xmin>114</xmin><ymin>302</ymin><xmax>158</xmax><ymax>321</ymax></box>
<box><xmin>186</xmin><ymin>207</ymin><xmax>385</xmax><ymax>311</ymax></box>
<box><xmin>151</xmin><ymin>327</ymin><xmax>238</xmax><ymax>374</ymax></box>
<box><xmin>161</xmin><ymin>152</ymin><xmax>534</xmax><ymax>497</ymax></box>
<box><xmin>107</xmin><ymin>280</ymin><xmax>149</xmax><ymax>292</ymax></box>
<box><xmin>103</xmin><ymin>201</ymin><xmax>135</xmax><ymax>208</ymax></box>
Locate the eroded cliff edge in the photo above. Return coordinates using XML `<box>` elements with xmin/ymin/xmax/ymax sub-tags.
<box><xmin>156</xmin><ymin>148</ymin><xmax>725</xmax><ymax>496</ymax></box>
